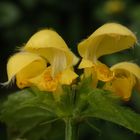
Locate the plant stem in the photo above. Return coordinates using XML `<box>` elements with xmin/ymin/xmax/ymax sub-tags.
<box><xmin>65</xmin><ymin>118</ymin><xmax>79</xmax><ymax>140</ymax></box>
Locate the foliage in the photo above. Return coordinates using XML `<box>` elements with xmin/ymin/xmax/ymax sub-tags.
<box><xmin>1</xmin><ymin>78</ymin><xmax>140</xmax><ymax>140</ymax></box>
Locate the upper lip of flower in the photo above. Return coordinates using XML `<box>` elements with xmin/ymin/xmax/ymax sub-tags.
<box><xmin>22</xmin><ymin>29</ymin><xmax>79</xmax><ymax>69</ymax></box>
<box><xmin>78</xmin><ymin>23</ymin><xmax>137</xmax><ymax>62</ymax></box>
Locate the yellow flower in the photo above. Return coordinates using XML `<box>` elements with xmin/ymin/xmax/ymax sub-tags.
<box><xmin>6</xmin><ymin>29</ymin><xmax>78</xmax><ymax>91</ymax></box>
<box><xmin>78</xmin><ymin>23</ymin><xmax>137</xmax><ymax>87</ymax></box>
<box><xmin>104</xmin><ymin>62</ymin><xmax>140</xmax><ymax>101</ymax></box>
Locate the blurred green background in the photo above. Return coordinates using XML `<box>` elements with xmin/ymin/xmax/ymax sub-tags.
<box><xmin>0</xmin><ymin>0</ymin><xmax>140</xmax><ymax>139</ymax></box>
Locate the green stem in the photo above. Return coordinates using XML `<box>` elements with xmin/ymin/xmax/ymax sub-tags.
<box><xmin>65</xmin><ymin>118</ymin><xmax>79</xmax><ymax>140</ymax></box>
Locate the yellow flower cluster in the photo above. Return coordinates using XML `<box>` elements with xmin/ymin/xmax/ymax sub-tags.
<box><xmin>5</xmin><ymin>23</ymin><xmax>140</xmax><ymax>100</ymax></box>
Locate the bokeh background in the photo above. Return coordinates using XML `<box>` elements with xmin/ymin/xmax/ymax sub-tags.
<box><xmin>0</xmin><ymin>0</ymin><xmax>140</xmax><ymax>139</ymax></box>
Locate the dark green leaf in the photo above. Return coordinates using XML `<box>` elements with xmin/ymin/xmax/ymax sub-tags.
<box><xmin>0</xmin><ymin>88</ymin><xmax>60</xmax><ymax>139</ymax></box>
<box><xmin>82</xmin><ymin>89</ymin><xmax>140</xmax><ymax>134</ymax></box>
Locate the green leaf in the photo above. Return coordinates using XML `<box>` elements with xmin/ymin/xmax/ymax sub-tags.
<box><xmin>0</xmin><ymin>88</ymin><xmax>60</xmax><ymax>139</ymax></box>
<box><xmin>82</xmin><ymin>89</ymin><xmax>140</xmax><ymax>134</ymax></box>
<box><xmin>22</xmin><ymin>120</ymin><xmax>65</xmax><ymax>140</ymax></box>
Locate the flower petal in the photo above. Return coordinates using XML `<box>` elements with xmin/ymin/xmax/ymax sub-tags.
<box><xmin>78</xmin><ymin>23</ymin><xmax>137</xmax><ymax>61</ymax></box>
<box><xmin>59</xmin><ymin>69</ymin><xmax>78</xmax><ymax>85</ymax></box>
<box><xmin>94</xmin><ymin>61</ymin><xmax>114</xmax><ymax>82</ymax></box>
<box><xmin>23</xmin><ymin>29</ymin><xmax>79</xmax><ymax>68</ymax></box>
<box><xmin>24</xmin><ymin>29</ymin><xmax>69</xmax><ymax>51</ymax></box>
<box><xmin>104</xmin><ymin>69</ymin><xmax>136</xmax><ymax>101</ymax></box>
<box><xmin>78</xmin><ymin>59</ymin><xmax>94</xmax><ymax>69</ymax></box>
<box><xmin>6</xmin><ymin>52</ymin><xmax>46</xmax><ymax>88</ymax></box>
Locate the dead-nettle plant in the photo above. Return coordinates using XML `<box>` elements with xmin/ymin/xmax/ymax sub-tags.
<box><xmin>1</xmin><ymin>23</ymin><xmax>140</xmax><ymax>140</ymax></box>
